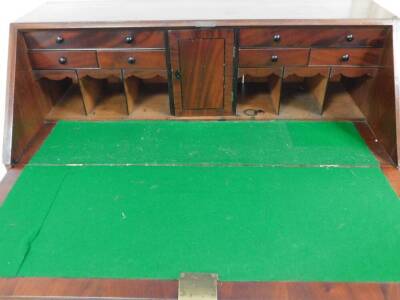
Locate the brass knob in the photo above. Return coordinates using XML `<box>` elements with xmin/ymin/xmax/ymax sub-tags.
<box><xmin>346</xmin><ymin>34</ymin><xmax>354</xmax><ymax>42</ymax></box>
<box><xmin>58</xmin><ymin>57</ymin><xmax>67</xmax><ymax>64</ymax></box>
<box><xmin>56</xmin><ymin>36</ymin><xmax>64</xmax><ymax>44</ymax></box>
<box><xmin>127</xmin><ymin>57</ymin><xmax>136</xmax><ymax>64</ymax></box>
<box><xmin>341</xmin><ymin>54</ymin><xmax>350</xmax><ymax>62</ymax></box>
<box><xmin>273</xmin><ymin>34</ymin><xmax>281</xmax><ymax>42</ymax></box>
<box><xmin>125</xmin><ymin>35</ymin><xmax>134</xmax><ymax>44</ymax></box>
<box><xmin>271</xmin><ymin>55</ymin><xmax>279</xmax><ymax>62</ymax></box>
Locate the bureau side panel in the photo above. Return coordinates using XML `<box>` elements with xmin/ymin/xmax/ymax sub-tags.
<box><xmin>3</xmin><ymin>25</ymin><xmax>47</xmax><ymax>165</ymax></box>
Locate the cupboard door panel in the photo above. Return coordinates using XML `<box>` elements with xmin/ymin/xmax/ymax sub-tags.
<box><xmin>179</xmin><ymin>38</ymin><xmax>224</xmax><ymax>110</ymax></box>
<box><xmin>169</xmin><ymin>29</ymin><xmax>234</xmax><ymax>116</ymax></box>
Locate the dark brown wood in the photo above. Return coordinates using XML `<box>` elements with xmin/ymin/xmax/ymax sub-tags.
<box><xmin>239</xmin><ymin>27</ymin><xmax>388</xmax><ymax>48</ymax></box>
<box><xmin>238</xmin><ymin>67</ymin><xmax>282</xmax><ymax>79</ymax></box>
<box><xmin>344</xmin><ymin>27</ymin><xmax>398</xmax><ymax>165</ymax></box>
<box><xmin>283</xmin><ymin>66</ymin><xmax>330</xmax><ymax>79</ymax></box>
<box><xmin>24</xmin><ymin>29</ymin><xmax>165</xmax><ymax>49</ymax></box>
<box><xmin>0</xmin><ymin>278</ymin><xmax>400</xmax><ymax>300</ymax></box>
<box><xmin>309</xmin><ymin>48</ymin><xmax>383</xmax><ymax>66</ymax></box>
<box><xmin>0</xmin><ymin>278</ymin><xmax>178</xmax><ymax>300</ymax></box>
<box><xmin>218</xmin><ymin>281</ymin><xmax>400</xmax><ymax>300</ymax></box>
<box><xmin>330</xmin><ymin>67</ymin><xmax>379</xmax><ymax>80</ymax></box>
<box><xmin>98</xmin><ymin>50</ymin><xmax>166</xmax><ymax>69</ymax></box>
<box><xmin>123</xmin><ymin>69</ymin><xmax>168</xmax><ymax>80</ymax></box>
<box><xmin>29</xmin><ymin>50</ymin><xmax>98</xmax><ymax>69</ymax></box>
<box><xmin>34</xmin><ymin>69</ymin><xmax>79</xmax><ymax>83</ymax></box>
<box><xmin>169</xmin><ymin>29</ymin><xmax>234</xmax><ymax>116</ymax></box>
<box><xmin>239</xmin><ymin>48</ymin><xmax>309</xmax><ymax>67</ymax></box>
<box><xmin>6</xmin><ymin>28</ymin><xmax>49</xmax><ymax>165</ymax></box>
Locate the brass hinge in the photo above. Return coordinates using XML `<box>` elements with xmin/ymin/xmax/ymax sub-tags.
<box><xmin>178</xmin><ymin>273</ymin><xmax>218</xmax><ymax>300</ymax></box>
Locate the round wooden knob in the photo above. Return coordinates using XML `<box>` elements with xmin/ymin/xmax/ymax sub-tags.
<box><xmin>341</xmin><ymin>54</ymin><xmax>350</xmax><ymax>62</ymax></box>
<box><xmin>56</xmin><ymin>36</ymin><xmax>64</xmax><ymax>44</ymax></box>
<box><xmin>271</xmin><ymin>55</ymin><xmax>279</xmax><ymax>62</ymax></box>
<box><xmin>125</xmin><ymin>35</ymin><xmax>134</xmax><ymax>44</ymax></box>
<box><xmin>127</xmin><ymin>57</ymin><xmax>136</xmax><ymax>64</ymax></box>
<box><xmin>346</xmin><ymin>34</ymin><xmax>354</xmax><ymax>42</ymax></box>
<box><xmin>273</xmin><ymin>34</ymin><xmax>281</xmax><ymax>42</ymax></box>
<box><xmin>58</xmin><ymin>56</ymin><xmax>67</xmax><ymax>64</ymax></box>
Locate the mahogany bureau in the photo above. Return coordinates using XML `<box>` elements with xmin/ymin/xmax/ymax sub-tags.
<box><xmin>1</xmin><ymin>0</ymin><xmax>400</xmax><ymax>299</ymax></box>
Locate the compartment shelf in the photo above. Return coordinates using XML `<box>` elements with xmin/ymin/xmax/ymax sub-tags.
<box><xmin>78</xmin><ymin>69</ymin><xmax>128</xmax><ymax>119</ymax></box>
<box><xmin>123</xmin><ymin>69</ymin><xmax>170</xmax><ymax>118</ymax></box>
<box><xmin>34</xmin><ymin>70</ymin><xmax>87</xmax><ymax>120</ymax></box>
<box><xmin>236</xmin><ymin>66</ymin><xmax>368</xmax><ymax>120</ymax></box>
<box><xmin>236</xmin><ymin>67</ymin><xmax>282</xmax><ymax>117</ymax></box>
<box><xmin>47</xmin><ymin>85</ymin><xmax>86</xmax><ymax>120</ymax></box>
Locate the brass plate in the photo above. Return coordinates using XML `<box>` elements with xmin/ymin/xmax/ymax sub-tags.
<box><xmin>178</xmin><ymin>273</ymin><xmax>218</xmax><ymax>300</ymax></box>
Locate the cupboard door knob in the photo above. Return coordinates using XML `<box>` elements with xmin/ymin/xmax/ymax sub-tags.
<box><xmin>273</xmin><ymin>34</ymin><xmax>281</xmax><ymax>42</ymax></box>
<box><xmin>125</xmin><ymin>35</ymin><xmax>134</xmax><ymax>44</ymax></box>
<box><xmin>58</xmin><ymin>56</ymin><xmax>67</xmax><ymax>64</ymax></box>
<box><xmin>271</xmin><ymin>55</ymin><xmax>279</xmax><ymax>62</ymax></box>
<box><xmin>127</xmin><ymin>57</ymin><xmax>136</xmax><ymax>64</ymax></box>
<box><xmin>56</xmin><ymin>36</ymin><xmax>64</xmax><ymax>44</ymax></box>
<box><xmin>175</xmin><ymin>70</ymin><xmax>182</xmax><ymax>80</ymax></box>
<box><xmin>341</xmin><ymin>54</ymin><xmax>350</xmax><ymax>62</ymax></box>
<box><xmin>346</xmin><ymin>34</ymin><xmax>354</xmax><ymax>42</ymax></box>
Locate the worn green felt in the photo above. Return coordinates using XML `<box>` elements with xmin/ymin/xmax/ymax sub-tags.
<box><xmin>30</xmin><ymin>121</ymin><xmax>377</xmax><ymax>166</ymax></box>
<box><xmin>0</xmin><ymin>121</ymin><xmax>398</xmax><ymax>281</ymax></box>
<box><xmin>1</xmin><ymin>165</ymin><xmax>400</xmax><ymax>281</ymax></box>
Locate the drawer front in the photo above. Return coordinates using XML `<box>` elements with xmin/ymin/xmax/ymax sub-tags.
<box><xmin>97</xmin><ymin>50</ymin><xmax>166</xmax><ymax>69</ymax></box>
<box><xmin>309</xmin><ymin>48</ymin><xmax>383</xmax><ymax>66</ymax></box>
<box><xmin>239</xmin><ymin>27</ymin><xmax>387</xmax><ymax>48</ymax></box>
<box><xmin>29</xmin><ymin>51</ymin><xmax>98</xmax><ymax>69</ymax></box>
<box><xmin>24</xmin><ymin>29</ymin><xmax>165</xmax><ymax>49</ymax></box>
<box><xmin>239</xmin><ymin>48</ymin><xmax>309</xmax><ymax>67</ymax></box>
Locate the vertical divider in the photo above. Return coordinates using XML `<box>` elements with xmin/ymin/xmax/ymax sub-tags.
<box><xmin>304</xmin><ymin>74</ymin><xmax>329</xmax><ymax>114</ymax></box>
<box><xmin>78</xmin><ymin>72</ymin><xmax>106</xmax><ymax>115</ymax></box>
<box><xmin>122</xmin><ymin>70</ymin><xmax>140</xmax><ymax>115</ymax></box>
<box><xmin>270</xmin><ymin>68</ymin><xmax>284</xmax><ymax>115</ymax></box>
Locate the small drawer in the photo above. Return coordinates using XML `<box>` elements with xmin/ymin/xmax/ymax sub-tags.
<box><xmin>239</xmin><ymin>48</ymin><xmax>309</xmax><ymax>67</ymax></box>
<box><xmin>309</xmin><ymin>48</ymin><xmax>383</xmax><ymax>66</ymax></box>
<box><xmin>29</xmin><ymin>51</ymin><xmax>98</xmax><ymax>69</ymax></box>
<box><xmin>239</xmin><ymin>27</ymin><xmax>387</xmax><ymax>48</ymax></box>
<box><xmin>24</xmin><ymin>29</ymin><xmax>165</xmax><ymax>49</ymax></box>
<box><xmin>97</xmin><ymin>50</ymin><xmax>166</xmax><ymax>69</ymax></box>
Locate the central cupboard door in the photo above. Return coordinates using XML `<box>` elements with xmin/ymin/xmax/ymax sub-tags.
<box><xmin>169</xmin><ymin>29</ymin><xmax>234</xmax><ymax>116</ymax></box>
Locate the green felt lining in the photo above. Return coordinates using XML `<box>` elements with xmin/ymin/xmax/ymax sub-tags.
<box><xmin>1</xmin><ymin>165</ymin><xmax>400</xmax><ymax>281</ymax></box>
<box><xmin>30</xmin><ymin>121</ymin><xmax>377</xmax><ymax>167</ymax></box>
<box><xmin>0</xmin><ymin>121</ymin><xmax>398</xmax><ymax>282</ymax></box>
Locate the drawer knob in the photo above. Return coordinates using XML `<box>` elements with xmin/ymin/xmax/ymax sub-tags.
<box><xmin>56</xmin><ymin>36</ymin><xmax>64</xmax><ymax>44</ymax></box>
<box><xmin>346</xmin><ymin>34</ymin><xmax>354</xmax><ymax>42</ymax></box>
<box><xmin>341</xmin><ymin>54</ymin><xmax>350</xmax><ymax>62</ymax></box>
<box><xmin>271</xmin><ymin>55</ymin><xmax>279</xmax><ymax>62</ymax></box>
<box><xmin>127</xmin><ymin>57</ymin><xmax>136</xmax><ymax>64</ymax></box>
<box><xmin>58</xmin><ymin>56</ymin><xmax>67</xmax><ymax>65</ymax></box>
<box><xmin>125</xmin><ymin>35</ymin><xmax>134</xmax><ymax>44</ymax></box>
<box><xmin>273</xmin><ymin>34</ymin><xmax>281</xmax><ymax>42</ymax></box>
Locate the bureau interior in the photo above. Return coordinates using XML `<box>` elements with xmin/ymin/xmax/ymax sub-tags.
<box><xmin>8</xmin><ymin>25</ymin><xmax>398</xmax><ymax>166</ymax></box>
